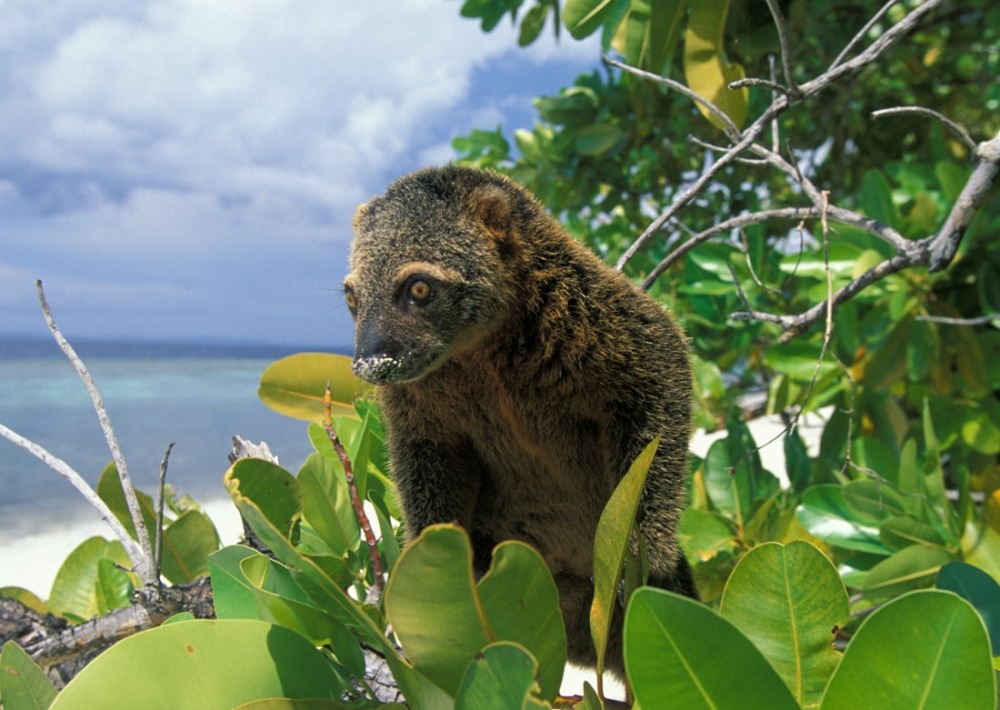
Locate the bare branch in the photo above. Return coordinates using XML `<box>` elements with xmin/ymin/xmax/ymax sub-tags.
<box><xmin>603</xmin><ymin>55</ymin><xmax>740</xmax><ymax>140</ymax></box>
<box><xmin>872</xmin><ymin>106</ymin><xmax>977</xmax><ymax>153</ymax></box>
<box><xmin>0</xmin><ymin>423</ymin><xmax>145</xmax><ymax>568</ymax></box>
<box><xmin>828</xmin><ymin>0</ymin><xmax>899</xmax><ymax>72</ymax></box>
<box><xmin>641</xmin><ymin>207</ymin><xmax>815</xmax><ymax>289</ymax></box>
<box><xmin>763</xmin><ymin>0</ymin><xmax>797</xmax><ymax>92</ymax></box>
<box><xmin>916</xmin><ymin>314</ymin><xmax>1000</xmax><ymax>326</ymax></box>
<box><xmin>35</xmin><ymin>280</ymin><xmax>155</xmax><ymax>584</ymax></box>
<box><xmin>154</xmin><ymin>442</ymin><xmax>175</xmax><ymax>589</ymax></box>
<box><xmin>925</xmin><ymin>130</ymin><xmax>1000</xmax><ymax>272</ymax></box>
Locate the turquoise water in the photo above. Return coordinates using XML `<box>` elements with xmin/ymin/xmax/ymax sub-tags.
<box><xmin>0</xmin><ymin>338</ymin><xmax>340</xmax><ymax>540</ymax></box>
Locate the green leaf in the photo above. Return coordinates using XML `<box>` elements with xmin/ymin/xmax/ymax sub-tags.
<box><xmin>879</xmin><ymin>516</ymin><xmax>946</xmax><ymax>550</ymax></box>
<box><xmin>454</xmin><ymin>642</ymin><xmax>547</xmax><ymax>710</ymax></box>
<box><xmin>518</xmin><ymin>2</ymin><xmax>549</xmax><ymax>46</ymax></box>
<box><xmin>298</xmin><ymin>453</ymin><xmax>360</xmax><ymax>556</ymax></box>
<box><xmin>95</xmin><ymin>557</ymin><xmax>134</xmax><ymax>616</ymax></box>
<box><xmin>209</xmin><ymin>545</ymin><xmax>267</xmax><ymax>621</ymax></box>
<box><xmin>796</xmin><ymin>486</ymin><xmax>889</xmax><ymax>555</ymax></box>
<box><xmin>678</xmin><ymin>508</ymin><xmax>736</xmax><ymax>562</ymax></box>
<box><xmin>478</xmin><ymin>543</ymin><xmax>566</xmax><ymax>700</ymax></box>
<box><xmin>239</xmin><ymin>555</ymin><xmax>366</xmax><ymax>677</ymax></box>
<box><xmin>704</xmin><ymin>437</ymin><xmax>749</xmax><ymax>519</ymax></box>
<box><xmin>860</xmin><ymin>544</ymin><xmax>953</xmax><ymax>600</ymax></box>
<box><xmin>225</xmin><ymin>458</ymin><xmax>302</xmax><ymax>544</ymax></box>
<box><xmin>160</xmin><ymin>509</ymin><xmax>221</xmax><ymax>583</ymax></box>
<box><xmin>859</xmin><ymin>170</ymin><xmax>900</xmax><ymax>231</ymax></box>
<box><xmin>683</xmin><ymin>0</ymin><xmax>748</xmax><ymax>130</ymax></box>
<box><xmin>720</xmin><ymin>542</ymin><xmax>849</xmax><ymax>707</ymax></box>
<box><xmin>764</xmin><ymin>340</ymin><xmax>839</xmax><ymax>382</ymax></box>
<box><xmin>48</xmin><ymin>537</ymin><xmax>132</xmax><ymax>623</ymax></box>
<box><xmin>0</xmin><ymin>641</ymin><xmax>58</xmax><ymax>710</ymax></box>
<box><xmin>625</xmin><ymin>588</ymin><xmax>799</xmax><ymax>709</ymax></box>
<box><xmin>648</xmin><ymin>0</ymin><xmax>686</xmax><ymax>74</ymax></box>
<box><xmin>383</xmin><ymin>525</ymin><xmax>489</xmax><ymax>696</ymax></box>
<box><xmin>562</xmin><ymin>0</ymin><xmax>628</xmax><ymax>39</ymax></box>
<box><xmin>821</xmin><ymin>591</ymin><xmax>996</xmax><ymax>709</ymax></box>
<box><xmin>936</xmin><ymin>562</ymin><xmax>1000</xmax><ymax>656</ymax></box>
<box><xmin>841</xmin><ymin>480</ymin><xmax>907</xmax><ymax>526</ymax></box>
<box><xmin>573</xmin><ymin>123</ymin><xmax>624</xmax><ymax>156</ymax></box>
<box><xmin>591</xmin><ymin>437</ymin><xmax>659</xmax><ymax>676</ymax></box>
<box><xmin>49</xmin><ymin>620</ymin><xmax>348</xmax><ymax>708</ymax></box>
<box><xmin>258</xmin><ymin>353</ymin><xmax>368</xmax><ymax>422</ymax></box>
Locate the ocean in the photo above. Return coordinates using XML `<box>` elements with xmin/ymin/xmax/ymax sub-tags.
<box><xmin>0</xmin><ymin>337</ymin><xmax>346</xmax><ymax>542</ymax></box>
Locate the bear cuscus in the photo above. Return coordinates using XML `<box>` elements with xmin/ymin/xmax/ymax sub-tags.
<box><xmin>343</xmin><ymin>165</ymin><xmax>697</xmax><ymax>678</ymax></box>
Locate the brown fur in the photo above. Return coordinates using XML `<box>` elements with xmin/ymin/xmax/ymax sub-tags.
<box><xmin>343</xmin><ymin>166</ymin><xmax>695</xmax><ymax>677</ymax></box>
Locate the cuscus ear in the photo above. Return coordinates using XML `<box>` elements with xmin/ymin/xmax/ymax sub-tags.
<box><xmin>469</xmin><ymin>184</ymin><xmax>518</xmax><ymax>254</ymax></box>
<box><xmin>352</xmin><ymin>201</ymin><xmax>371</xmax><ymax>230</ymax></box>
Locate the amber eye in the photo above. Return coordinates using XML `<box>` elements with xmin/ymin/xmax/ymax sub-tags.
<box><xmin>407</xmin><ymin>278</ymin><xmax>432</xmax><ymax>304</ymax></box>
<box><xmin>344</xmin><ymin>287</ymin><xmax>358</xmax><ymax>312</ymax></box>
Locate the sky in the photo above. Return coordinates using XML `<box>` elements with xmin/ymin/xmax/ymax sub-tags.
<box><xmin>0</xmin><ymin>0</ymin><xmax>600</xmax><ymax>349</ymax></box>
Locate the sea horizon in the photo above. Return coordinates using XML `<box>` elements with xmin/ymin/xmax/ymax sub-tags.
<box><xmin>0</xmin><ymin>334</ymin><xmax>351</xmax><ymax>541</ymax></box>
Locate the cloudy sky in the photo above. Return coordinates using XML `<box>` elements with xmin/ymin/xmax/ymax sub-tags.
<box><xmin>0</xmin><ymin>0</ymin><xmax>599</xmax><ymax>348</ymax></box>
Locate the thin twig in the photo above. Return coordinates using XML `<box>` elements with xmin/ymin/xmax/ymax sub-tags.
<box><xmin>828</xmin><ymin>0</ymin><xmax>900</xmax><ymax>72</ymax></box>
<box><xmin>916</xmin><ymin>314</ymin><xmax>1000</xmax><ymax>326</ymax></box>
<box><xmin>604</xmin><ymin>55</ymin><xmax>741</xmax><ymax>140</ymax></box>
<box><xmin>872</xmin><ymin>106</ymin><xmax>977</xmax><ymax>153</ymax></box>
<box><xmin>323</xmin><ymin>384</ymin><xmax>385</xmax><ymax>604</ymax></box>
<box><xmin>35</xmin><ymin>280</ymin><xmax>155</xmax><ymax>584</ymax></box>
<box><xmin>0</xmin><ymin>423</ymin><xmax>145</xmax><ymax>567</ymax></box>
<box><xmin>154</xmin><ymin>442</ymin><xmax>175</xmax><ymax>589</ymax></box>
<box><xmin>764</xmin><ymin>0</ymin><xmax>797</xmax><ymax>92</ymax></box>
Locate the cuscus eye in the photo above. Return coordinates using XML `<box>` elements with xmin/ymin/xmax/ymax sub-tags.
<box><xmin>407</xmin><ymin>278</ymin><xmax>433</xmax><ymax>305</ymax></box>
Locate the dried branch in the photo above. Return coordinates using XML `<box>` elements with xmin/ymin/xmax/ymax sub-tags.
<box><xmin>35</xmin><ymin>280</ymin><xmax>156</xmax><ymax>584</ymax></box>
<box><xmin>872</xmin><ymin>106</ymin><xmax>977</xmax><ymax>153</ymax></box>
<box><xmin>763</xmin><ymin>0</ymin><xmax>797</xmax><ymax>93</ymax></box>
<box><xmin>323</xmin><ymin>385</ymin><xmax>385</xmax><ymax>604</ymax></box>
<box><xmin>616</xmin><ymin>0</ymin><xmax>1000</xmax><ymax>341</ymax></box>
<box><xmin>0</xmin><ymin>423</ymin><xmax>145</xmax><ymax>568</ymax></box>
<box><xmin>827</xmin><ymin>0</ymin><xmax>899</xmax><ymax>72</ymax></box>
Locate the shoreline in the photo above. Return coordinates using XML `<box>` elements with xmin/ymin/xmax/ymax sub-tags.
<box><xmin>0</xmin><ymin>497</ymin><xmax>244</xmax><ymax>598</ymax></box>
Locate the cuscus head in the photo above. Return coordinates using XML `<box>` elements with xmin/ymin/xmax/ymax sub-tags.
<box><xmin>343</xmin><ymin>166</ymin><xmax>524</xmax><ymax>385</ymax></box>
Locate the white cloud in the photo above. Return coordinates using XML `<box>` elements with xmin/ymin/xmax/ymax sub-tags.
<box><xmin>0</xmin><ymin>0</ymin><xmax>600</xmax><ymax>344</ymax></box>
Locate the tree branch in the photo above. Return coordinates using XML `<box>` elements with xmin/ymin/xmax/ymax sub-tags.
<box><xmin>35</xmin><ymin>280</ymin><xmax>156</xmax><ymax>585</ymax></box>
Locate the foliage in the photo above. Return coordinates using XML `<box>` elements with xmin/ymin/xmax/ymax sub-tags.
<box><xmin>4</xmin><ymin>352</ymin><xmax>999</xmax><ymax>708</ymax></box>
<box><xmin>4</xmin><ymin>1</ymin><xmax>1000</xmax><ymax>707</ymax></box>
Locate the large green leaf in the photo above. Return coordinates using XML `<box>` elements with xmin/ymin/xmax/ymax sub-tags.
<box><xmin>0</xmin><ymin>641</ymin><xmax>58</xmax><ymax>710</ymax></box>
<box><xmin>796</xmin><ymin>485</ymin><xmax>889</xmax><ymax>555</ymax></box>
<box><xmin>49</xmin><ymin>620</ymin><xmax>347</xmax><ymax>708</ymax></box>
<box><xmin>683</xmin><ymin>0</ymin><xmax>747</xmax><ymax>130</ymax></box>
<box><xmin>821</xmin><ymin>591</ymin><xmax>996</xmax><ymax>709</ymax></box>
<box><xmin>936</xmin><ymin>561</ymin><xmax>1000</xmax><ymax>655</ymax></box>
<box><xmin>383</xmin><ymin>525</ymin><xmax>489</xmax><ymax>696</ymax></box>
<box><xmin>297</xmin><ymin>453</ymin><xmax>361</xmax><ymax>556</ymax></box>
<box><xmin>478</xmin><ymin>543</ymin><xmax>566</xmax><ymax>700</ymax></box>
<box><xmin>625</xmin><ymin>588</ymin><xmax>799</xmax><ymax>709</ymax></box>
<box><xmin>720</xmin><ymin>542</ymin><xmax>849</xmax><ymax>707</ymax></box>
<box><xmin>225</xmin><ymin>458</ymin><xmax>303</xmax><ymax>543</ymax></box>
<box><xmin>591</xmin><ymin>437</ymin><xmax>659</xmax><ymax>677</ymax></box>
<box><xmin>48</xmin><ymin>537</ymin><xmax>133</xmax><ymax>623</ymax></box>
<box><xmin>209</xmin><ymin>545</ymin><xmax>267</xmax><ymax>621</ymax></box>
<box><xmin>258</xmin><ymin>353</ymin><xmax>368</xmax><ymax>422</ymax></box>
<box><xmin>385</xmin><ymin>525</ymin><xmax>565</xmax><ymax>701</ymax></box>
<box><xmin>454</xmin><ymin>642</ymin><xmax>548</xmax><ymax>710</ymax></box>
<box><xmin>239</xmin><ymin>554</ymin><xmax>366</xmax><ymax>678</ymax></box>
<box><xmin>860</xmin><ymin>544</ymin><xmax>953</xmax><ymax>601</ymax></box>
